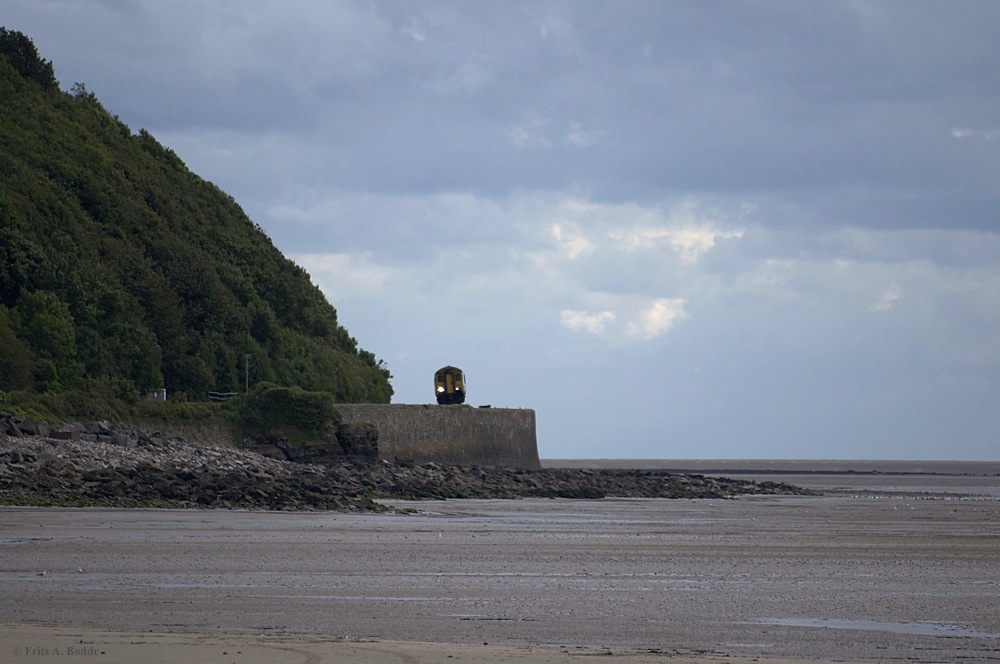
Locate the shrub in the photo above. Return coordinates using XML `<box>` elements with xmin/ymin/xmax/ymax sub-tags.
<box><xmin>237</xmin><ymin>382</ymin><xmax>342</xmax><ymax>444</ymax></box>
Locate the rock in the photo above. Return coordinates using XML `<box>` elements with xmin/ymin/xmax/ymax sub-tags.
<box><xmin>0</xmin><ymin>413</ymin><xmax>25</xmax><ymax>437</ymax></box>
<box><xmin>50</xmin><ymin>424</ymin><xmax>80</xmax><ymax>441</ymax></box>
<box><xmin>0</xmin><ymin>421</ymin><xmax>811</xmax><ymax>510</ymax></box>
<box><xmin>20</xmin><ymin>418</ymin><xmax>50</xmax><ymax>437</ymax></box>
<box><xmin>338</xmin><ymin>422</ymin><xmax>379</xmax><ymax>460</ymax></box>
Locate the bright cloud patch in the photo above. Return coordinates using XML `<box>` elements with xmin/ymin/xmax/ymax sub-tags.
<box><xmin>626</xmin><ymin>298</ymin><xmax>689</xmax><ymax>340</ymax></box>
<box><xmin>560</xmin><ymin>309</ymin><xmax>616</xmax><ymax>335</ymax></box>
<box><xmin>951</xmin><ymin>127</ymin><xmax>1000</xmax><ymax>141</ymax></box>
<box><xmin>561</xmin><ymin>297</ymin><xmax>688</xmax><ymax>342</ymax></box>
<box><xmin>870</xmin><ymin>284</ymin><xmax>901</xmax><ymax>312</ymax></box>
<box><xmin>550</xmin><ymin>222</ymin><xmax>594</xmax><ymax>259</ymax></box>
<box><xmin>611</xmin><ymin>226</ymin><xmax>744</xmax><ymax>263</ymax></box>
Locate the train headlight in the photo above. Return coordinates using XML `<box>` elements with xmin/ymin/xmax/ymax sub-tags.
<box><xmin>436</xmin><ymin>386</ymin><xmax>444</xmax><ymax>393</ymax></box>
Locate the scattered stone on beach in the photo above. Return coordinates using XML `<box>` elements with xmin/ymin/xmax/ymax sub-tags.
<box><xmin>0</xmin><ymin>423</ymin><xmax>811</xmax><ymax>510</ymax></box>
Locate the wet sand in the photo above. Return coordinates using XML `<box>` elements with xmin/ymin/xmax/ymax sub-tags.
<box><xmin>2</xmin><ymin>466</ymin><xmax>999</xmax><ymax>663</ymax></box>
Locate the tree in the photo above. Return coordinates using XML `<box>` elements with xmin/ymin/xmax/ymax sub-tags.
<box><xmin>0</xmin><ymin>28</ymin><xmax>57</xmax><ymax>90</ymax></box>
<box><xmin>0</xmin><ymin>305</ymin><xmax>32</xmax><ymax>390</ymax></box>
<box><xmin>13</xmin><ymin>290</ymin><xmax>84</xmax><ymax>391</ymax></box>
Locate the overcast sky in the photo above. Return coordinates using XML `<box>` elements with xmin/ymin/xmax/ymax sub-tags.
<box><xmin>7</xmin><ymin>1</ymin><xmax>999</xmax><ymax>460</ymax></box>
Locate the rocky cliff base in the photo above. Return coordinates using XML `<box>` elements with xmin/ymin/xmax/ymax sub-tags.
<box><xmin>1</xmin><ymin>429</ymin><xmax>811</xmax><ymax>511</ymax></box>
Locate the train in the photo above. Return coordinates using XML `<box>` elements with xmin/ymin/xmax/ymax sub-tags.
<box><xmin>434</xmin><ymin>366</ymin><xmax>466</xmax><ymax>405</ymax></box>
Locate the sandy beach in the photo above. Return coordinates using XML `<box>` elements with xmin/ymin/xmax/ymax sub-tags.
<box><xmin>2</xmin><ymin>463</ymin><xmax>999</xmax><ymax>663</ymax></box>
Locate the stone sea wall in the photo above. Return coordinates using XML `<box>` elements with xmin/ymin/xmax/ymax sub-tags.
<box><xmin>336</xmin><ymin>404</ymin><xmax>541</xmax><ymax>470</ymax></box>
<box><xmin>1</xmin><ymin>404</ymin><xmax>542</xmax><ymax>470</ymax></box>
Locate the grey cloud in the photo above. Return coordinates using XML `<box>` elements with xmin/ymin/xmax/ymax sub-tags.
<box><xmin>16</xmin><ymin>0</ymin><xmax>995</xmax><ymax>227</ymax></box>
<box><xmin>5</xmin><ymin>0</ymin><xmax>999</xmax><ymax>459</ymax></box>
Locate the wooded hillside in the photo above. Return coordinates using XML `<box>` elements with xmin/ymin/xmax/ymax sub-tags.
<box><xmin>0</xmin><ymin>29</ymin><xmax>392</xmax><ymax>405</ymax></box>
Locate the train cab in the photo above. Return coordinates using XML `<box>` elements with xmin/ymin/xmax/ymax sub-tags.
<box><xmin>434</xmin><ymin>366</ymin><xmax>466</xmax><ymax>405</ymax></box>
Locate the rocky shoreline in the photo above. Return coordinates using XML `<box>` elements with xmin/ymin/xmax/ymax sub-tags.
<box><xmin>0</xmin><ymin>426</ymin><xmax>812</xmax><ymax>511</ymax></box>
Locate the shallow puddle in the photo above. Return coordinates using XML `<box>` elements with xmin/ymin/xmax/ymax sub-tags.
<box><xmin>759</xmin><ymin>617</ymin><xmax>1000</xmax><ymax>638</ymax></box>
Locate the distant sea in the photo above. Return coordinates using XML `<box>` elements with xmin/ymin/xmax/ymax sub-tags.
<box><xmin>542</xmin><ymin>459</ymin><xmax>1000</xmax><ymax>499</ymax></box>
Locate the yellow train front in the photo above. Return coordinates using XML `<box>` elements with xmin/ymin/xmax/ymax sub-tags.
<box><xmin>434</xmin><ymin>366</ymin><xmax>466</xmax><ymax>405</ymax></box>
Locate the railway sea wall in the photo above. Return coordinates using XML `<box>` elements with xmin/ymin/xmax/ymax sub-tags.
<box><xmin>336</xmin><ymin>404</ymin><xmax>540</xmax><ymax>470</ymax></box>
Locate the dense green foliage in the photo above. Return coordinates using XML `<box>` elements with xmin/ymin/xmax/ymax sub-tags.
<box><xmin>0</xmin><ymin>385</ymin><xmax>228</xmax><ymax>425</ymax></box>
<box><xmin>0</xmin><ymin>30</ymin><xmax>392</xmax><ymax>405</ymax></box>
<box><xmin>238</xmin><ymin>382</ymin><xmax>342</xmax><ymax>444</ymax></box>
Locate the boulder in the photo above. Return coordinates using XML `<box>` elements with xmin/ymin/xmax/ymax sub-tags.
<box><xmin>0</xmin><ymin>412</ymin><xmax>25</xmax><ymax>437</ymax></box>
<box><xmin>20</xmin><ymin>418</ymin><xmax>50</xmax><ymax>437</ymax></box>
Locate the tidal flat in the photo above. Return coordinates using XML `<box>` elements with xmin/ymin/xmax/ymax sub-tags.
<box><xmin>2</xmin><ymin>463</ymin><xmax>999</xmax><ymax>663</ymax></box>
